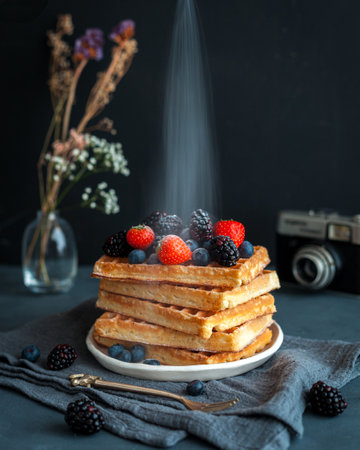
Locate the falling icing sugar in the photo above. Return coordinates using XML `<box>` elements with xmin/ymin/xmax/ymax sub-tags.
<box><xmin>157</xmin><ymin>0</ymin><xmax>218</xmax><ymax>220</ymax></box>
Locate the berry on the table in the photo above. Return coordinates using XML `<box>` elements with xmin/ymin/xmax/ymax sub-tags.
<box><xmin>186</xmin><ymin>380</ymin><xmax>204</xmax><ymax>396</ymax></box>
<box><xmin>141</xmin><ymin>211</ymin><xmax>167</xmax><ymax>230</ymax></box>
<box><xmin>116</xmin><ymin>349</ymin><xmax>132</xmax><ymax>362</ymax></box>
<box><xmin>65</xmin><ymin>398</ymin><xmax>105</xmax><ymax>434</ymax></box>
<box><xmin>102</xmin><ymin>230</ymin><xmax>132</xmax><ymax>257</ymax></box>
<box><xmin>126</xmin><ymin>225</ymin><xmax>155</xmax><ymax>250</ymax></box>
<box><xmin>157</xmin><ymin>235</ymin><xmax>192</xmax><ymax>265</ymax></box>
<box><xmin>186</xmin><ymin>239</ymin><xmax>200</xmax><ymax>252</ymax></box>
<box><xmin>180</xmin><ymin>227</ymin><xmax>191</xmax><ymax>241</ymax></box>
<box><xmin>147</xmin><ymin>253</ymin><xmax>160</xmax><ymax>264</ymax></box>
<box><xmin>21</xmin><ymin>344</ymin><xmax>40</xmax><ymax>362</ymax></box>
<box><xmin>155</xmin><ymin>215</ymin><xmax>183</xmax><ymax>236</ymax></box>
<box><xmin>47</xmin><ymin>344</ymin><xmax>77</xmax><ymax>370</ymax></box>
<box><xmin>143</xmin><ymin>359</ymin><xmax>161</xmax><ymax>365</ymax></box>
<box><xmin>308</xmin><ymin>381</ymin><xmax>348</xmax><ymax>416</ymax></box>
<box><xmin>238</xmin><ymin>241</ymin><xmax>254</xmax><ymax>258</ymax></box>
<box><xmin>192</xmin><ymin>248</ymin><xmax>211</xmax><ymax>266</ymax></box>
<box><xmin>108</xmin><ymin>344</ymin><xmax>125</xmax><ymax>359</ymax></box>
<box><xmin>130</xmin><ymin>344</ymin><xmax>146</xmax><ymax>362</ymax></box>
<box><xmin>190</xmin><ymin>209</ymin><xmax>213</xmax><ymax>242</ymax></box>
<box><xmin>128</xmin><ymin>249</ymin><xmax>146</xmax><ymax>264</ymax></box>
<box><xmin>213</xmin><ymin>220</ymin><xmax>245</xmax><ymax>247</ymax></box>
<box><xmin>209</xmin><ymin>235</ymin><xmax>240</xmax><ymax>267</ymax></box>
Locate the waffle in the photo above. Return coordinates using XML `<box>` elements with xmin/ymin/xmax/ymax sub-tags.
<box><xmin>96</xmin><ymin>290</ymin><xmax>276</xmax><ymax>339</ymax></box>
<box><xmin>92</xmin><ymin>246</ymin><xmax>270</xmax><ymax>288</ymax></box>
<box><xmin>94</xmin><ymin>327</ymin><xmax>273</xmax><ymax>365</ymax></box>
<box><xmin>99</xmin><ymin>270</ymin><xmax>279</xmax><ymax>311</ymax></box>
<box><xmin>94</xmin><ymin>312</ymin><xmax>273</xmax><ymax>352</ymax></box>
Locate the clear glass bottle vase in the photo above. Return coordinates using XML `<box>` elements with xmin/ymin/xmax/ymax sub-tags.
<box><xmin>22</xmin><ymin>211</ymin><xmax>78</xmax><ymax>293</ymax></box>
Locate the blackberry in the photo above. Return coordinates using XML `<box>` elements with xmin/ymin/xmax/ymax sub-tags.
<box><xmin>308</xmin><ymin>381</ymin><xmax>348</xmax><ymax>416</ymax></box>
<box><xmin>47</xmin><ymin>344</ymin><xmax>78</xmax><ymax>370</ymax></box>
<box><xmin>209</xmin><ymin>236</ymin><xmax>240</xmax><ymax>267</ymax></box>
<box><xmin>141</xmin><ymin>211</ymin><xmax>167</xmax><ymax>230</ymax></box>
<box><xmin>65</xmin><ymin>398</ymin><xmax>105</xmax><ymax>434</ymax></box>
<box><xmin>190</xmin><ymin>209</ymin><xmax>213</xmax><ymax>242</ymax></box>
<box><xmin>156</xmin><ymin>215</ymin><xmax>183</xmax><ymax>235</ymax></box>
<box><xmin>148</xmin><ymin>234</ymin><xmax>165</xmax><ymax>254</ymax></box>
<box><xmin>102</xmin><ymin>230</ymin><xmax>132</xmax><ymax>257</ymax></box>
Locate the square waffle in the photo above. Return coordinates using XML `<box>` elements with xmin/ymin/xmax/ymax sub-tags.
<box><xmin>92</xmin><ymin>246</ymin><xmax>270</xmax><ymax>288</ymax></box>
<box><xmin>93</xmin><ymin>327</ymin><xmax>273</xmax><ymax>365</ymax></box>
<box><xmin>98</xmin><ymin>270</ymin><xmax>279</xmax><ymax>311</ymax></box>
<box><xmin>94</xmin><ymin>312</ymin><xmax>273</xmax><ymax>352</ymax></box>
<box><xmin>96</xmin><ymin>291</ymin><xmax>276</xmax><ymax>339</ymax></box>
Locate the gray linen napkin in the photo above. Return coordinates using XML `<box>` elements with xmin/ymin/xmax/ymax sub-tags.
<box><xmin>0</xmin><ymin>299</ymin><xmax>359</xmax><ymax>450</ymax></box>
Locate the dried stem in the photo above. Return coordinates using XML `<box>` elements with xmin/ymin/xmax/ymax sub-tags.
<box><xmin>62</xmin><ymin>59</ymin><xmax>87</xmax><ymax>141</ymax></box>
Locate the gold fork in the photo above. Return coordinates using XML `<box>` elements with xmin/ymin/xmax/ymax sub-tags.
<box><xmin>69</xmin><ymin>374</ymin><xmax>238</xmax><ymax>412</ymax></box>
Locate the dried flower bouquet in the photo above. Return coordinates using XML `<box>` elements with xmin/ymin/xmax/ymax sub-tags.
<box><xmin>26</xmin><ymin>14</ymin><xmax>137</xmax><ymax>283</ymax></box>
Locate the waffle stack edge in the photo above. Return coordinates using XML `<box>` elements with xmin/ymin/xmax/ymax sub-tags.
<box><xmin>91</xmin><ymin>246</ymin><xmax>280</xmax><ymax>365</ymax></box>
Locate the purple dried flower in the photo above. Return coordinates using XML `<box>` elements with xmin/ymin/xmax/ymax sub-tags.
<box><xmin>109</xmin><ymin>19</ymin><xmax>135</xmax><ymax>44</ymax></box>
<box><xmin>74</xmin><ymin>28</ymin><xmax>104</xmax><ymax>62</ymax></box>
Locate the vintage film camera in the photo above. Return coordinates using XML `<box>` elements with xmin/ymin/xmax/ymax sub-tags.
<box><xmin>276</xmin><ymin>210</ymin><xmax>360</xmax><ymax>294</ymax></box>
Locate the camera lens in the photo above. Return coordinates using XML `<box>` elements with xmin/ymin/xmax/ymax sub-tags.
<box><xmin>292</xmin><ymin>245</ymin><xmax>336</xmax><ymax>290</ymax></box>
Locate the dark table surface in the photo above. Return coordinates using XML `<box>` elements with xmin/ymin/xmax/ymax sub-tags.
<box><xmin>0</xmin><ymin>265</ymin><xmax>359</xmax><ymax>450</ymax></box>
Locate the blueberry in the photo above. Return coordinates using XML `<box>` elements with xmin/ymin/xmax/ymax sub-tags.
<box><xmin>201</xmin><ymin>240</ymin><xmax>211</xmax><ymax>250</ymax></box>
<box><xmin>21</xmin><ymin>345</ymin><xmax>40</xmax><ymax>362</ymax></box>
<box><xmin>147</xmin><ymin>253</ymin><xmax>160</xmax><ymax>265</ymax></box>
<box><xmin>130</xmin><ymin>345</ymin><xmax>146</xmax><ymax>362</ymax></box>
<box><xmin>186</xmin><ymin>239</ymin><xmax>199</xmax><ymax>252</ymax></box>
<box><xmin>186</xmin><ymin>380</ymin><xmax>204</xmax><ymax>396</ymax></box>
<box><xmin>128</xmin><ymin>249</ymin><xmax>146</xmax><ymax>264</ymax></box>
<box><xmin>180</xmin><ymin>227</ymin><xmax>191</xmax><ymax>241</ymax></box>
<box><xmin>238</xmin><ymin>241</ymin><xmax>254</xmax><ymax>258</ymax></box>
<box><xmin>143</xmin><ymin>359</ymin><xmax>161</xmax><ymax>365</ymax></box>
<box><xmin>108</xmin><ymin>344</ymin><xmax>126</xmax><ymax>359</ymax></box>
<box><xmin>192</xmin><ymin>248</ymin><xmax>210</xmax><ymax>266</ymax></box>
<box><xmin>116</xmin><ymin>349</ymin><xmax>132</xmax><ymax>362</ymax></box>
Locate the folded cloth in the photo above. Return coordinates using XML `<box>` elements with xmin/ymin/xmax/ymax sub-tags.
<box><xmin>0</xmin><ymin>299</ymin><xmax>359</xmax><ymax>450</ymax></box>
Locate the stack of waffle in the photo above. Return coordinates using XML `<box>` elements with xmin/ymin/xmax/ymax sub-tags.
<box><xmin>91</xmin><ymin>246</ymin><xmax>280</xmax><ymax>365</ymax></box>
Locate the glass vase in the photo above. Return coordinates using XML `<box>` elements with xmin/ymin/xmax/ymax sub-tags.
<box><xmin>22</xmin><ymin>211</ymin><xmax>78</xmax><ymax>293</ymax></box>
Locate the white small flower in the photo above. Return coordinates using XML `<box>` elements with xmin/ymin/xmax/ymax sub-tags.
<box><xmin>85</xmin><ymin>187</ymin><xmax>92</xmax><ymax>194</ymax></box>
<box><xmin>82</xmin><ymin>193</ymin><xmax>89</xmax><ymax>201</ymax></box>
<box><xmin>87</xmin><ymin>164</ymin><xmax>94</xmax><ymax>171</ymax></box>
<box><xmin>72</xmin><ymin>148</ymin><xmax>80</xmax><ymax>157</ymax></box>
<box><xmin>70</xmin><ymin>163</ymin><xmax>76</xmax><ymax>171</ymax></box>
<box><xmin>98</xmin><ymin>182</ymin><xmax>108</xmax><ymax>190</ymax></box>
<box><xmin>68</xmin><ymin>174</ymin><xmax>74</xmax><ymax>180</ymax></box>
<box><xmin>90</xmin><ymin>157</ymin><xmax>96</xmax><ymax>165</ymax></box>
<box><xmin>53</xmin><ymin>174</ymin><xmax>60</xmax><ymax>181</ymax></box>
<box><xmin>90</xmin><ymin>202</ymin><xmax>96</xmax><ymax>209</ymax></box>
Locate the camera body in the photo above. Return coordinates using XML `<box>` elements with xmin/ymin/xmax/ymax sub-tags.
<box><xmin>276</xmin><ymin>210</ymin><xmax>360</xmax><ymax>294</ymax></box>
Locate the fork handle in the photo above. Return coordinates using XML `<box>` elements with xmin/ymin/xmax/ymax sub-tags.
<box><xmin>94</xmin><ymin>379</ymin><xmax>183</xmax><ymax>403</ymax></box>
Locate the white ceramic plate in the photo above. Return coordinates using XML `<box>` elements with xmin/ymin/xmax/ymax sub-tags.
<box><xmin>86</xmin><ymin>321</ymin><xmax>283</xmax><ymax>382</ymax></box>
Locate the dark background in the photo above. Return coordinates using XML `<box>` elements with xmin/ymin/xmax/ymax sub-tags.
<box><xmin>0</xmin><ymin>0</ymin><xmax>358</xmax><ymax>265</ymax></box>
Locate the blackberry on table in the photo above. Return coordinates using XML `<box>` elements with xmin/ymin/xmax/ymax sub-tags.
<box><xmin>209</xmin><ymin>235</ymin><xmax>240</xmax><ymax>267</ymax></box>
<box><xmin>141</xmin><ymin>211</ymin><xmax>167</xmax><ymax>230</ymax></box>
<box><xmin>47</xmin><ymin>344</ymin><xmax>78</xmax><ymax>370</ymax></box>
<box><xmin>308</xmin><ymin>381</ymin><xmax>348</xmax><ymax>416</ymax></box>
<box><xmin>156</xmin><ymin>215</ymin><xmax>183</xmax><ymax>236</ymax></box>
<box><xmin>190</xmin><ymin>209</ymin><xmax>213</xmax><ymax>242</ymax></box>
<box><xmin>65</xmin><ymin>398</ymin><xmax>105</xmax><ymax>434</ymax></box>
<box><xmin>102</xmin><ymin>230</ymin><xmax>132</xmax><ymax>257</ymax></box>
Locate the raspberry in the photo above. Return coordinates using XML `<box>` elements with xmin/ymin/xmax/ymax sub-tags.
<box><xmin>190</xmin><ymin>209</ymin><xmax>213</xmax><ymax>242</ymax></box>
<box><xmin>209</xmin><ymin>235</ymin><xmax>240</xmax><ymax>267</ymax></box>
<box><xmin>308</xmin><ymin>381</ymin><xmax>348</xmax><ymax>416</ymax></box>
<box><xmin>102</xmin><ymin>230</ymin><xmax>132</xmax><ymax>257</ymax></box>
<box><xmin>65</xmin><ymin>398</ymin><xmax>105</xmax><ymax>434</ymax></box>
<box><xmin>47</xmin><ymin>344</ymin><xmax>77</xmax><ymax>370</ymax></box>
